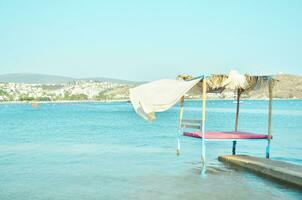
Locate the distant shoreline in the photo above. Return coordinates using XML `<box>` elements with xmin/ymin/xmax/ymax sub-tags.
<box><xmin>0</xmin><ymin>98</ymin><xmax>301</xmax><ymax>105</ymax></box>
<box><xmin>0</xmin><ymin>99</ymin><xmax>129</xmax><ymax>104</ymax></box>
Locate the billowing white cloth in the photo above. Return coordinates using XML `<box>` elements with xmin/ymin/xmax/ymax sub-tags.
<box><xmin>130</xmin><ymin>78</ymin><xmax>201</xmax><ymax>121</ymax></box>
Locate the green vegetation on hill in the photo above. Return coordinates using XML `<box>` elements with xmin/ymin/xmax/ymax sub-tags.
<box><xmin>62</xmin><ymin>92</ymin><xmax>88</xmax><ymax>100</ymax></box>
<box><xmin>0</xmin><ymin>89</ymin><xmax>8</xmax><ymax>96</ymax></box>
<box><xmin>19</xmin><ymin>95</ymin><xmax>35</xmax><ymax>101</ymax></box>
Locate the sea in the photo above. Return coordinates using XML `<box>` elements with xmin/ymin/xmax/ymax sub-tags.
<box><xmin>0</xmin><ymin>100</ymin><xmax>301</xmax><ymax>199</ymax></box>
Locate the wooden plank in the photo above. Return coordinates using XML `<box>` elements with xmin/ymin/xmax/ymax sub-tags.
<box><xmin>218</xmin><ymin>155</ymin><xmax>302</xmax><ymax>187</ymax></box>
<box><xmin>181</xmin><ymin>124</ymin><xmax>201</xmax><ymax>130</ymax></box>
<box><xmin>182</xmin><ymin>119</ymin><xmax>202</xmax><ymax>124</ymax></box>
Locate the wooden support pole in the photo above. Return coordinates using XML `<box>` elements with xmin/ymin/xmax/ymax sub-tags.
<box><xmin>268</xmin><ymin>79</ymin><xmax>273</xmax><ymax>138</ymax></box>
<box><xmin>266</xmin><ymin>79</ymin><xmax>273</xmax><ymax>159</ymax></box>
<box><xmin>201</xmin><ymin>79</ymin><xmax>207</xmax><ymax>174</ymax></box>
<box><xmin>232</xmin><ymin>88</ymin><xmax>241</xmax><ymax>155</ymax></box>
<box><xmin>178</xmin><ymin>96</ymin><xmax>185</xmax><ymax>129</ymax></box>
<box><xmin>177</xmin><ymin>96</ymin><xmax>185</xmax><ymax>156</ymax></box>
<box><xmin>232</xmin><ymin>141</ymin><xmax>237</xmax><ymax>155</ymax></box>
<box><xmin>235</xmin><ymin>88</ymin><xmax>241</xmax><ymax>132</ymax></box>
<box><xmin>201</xmin><ymin>80</ymin><xmax>207</xmax><ymax>134</ymax></box>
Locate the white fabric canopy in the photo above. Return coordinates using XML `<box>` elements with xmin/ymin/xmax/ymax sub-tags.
<box><xmin>130</xmin><ymin>78</ymin><xmax>201</xmax><ymax>121</ymax></box>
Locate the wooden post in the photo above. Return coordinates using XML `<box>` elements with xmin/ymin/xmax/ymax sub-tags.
<box><xmin>232</xmin><ymin>141</ymin><xmax>237</xmax><ymax>155</ymax></box>
<box><xmin>266</xmin><ymin>79</ymin><xmax>273</xmax><ymax>159</ymax></box>
<box><xmin>201</xmin><ymin>80</ymin><xmax>207</xmax><ymax>135</ymax></box>
<box><xmin>233</xmin><ymin>88</ymin><xmax>241</xmax><ymax>155</ymax></box>
<box><xmin>178</xmin><ymin>96</ymin><xmax>185</xmax><ymax>129</ymax></box>
<box><xmin>235</xmin><ymin>88</ymin><xmax>241</xmax><ymax>132</ymax></box>
<box><xmin>177</xmin><ymin>96</ymin><xmax>185</xmax><ymax>155</ymax></box>
<box><xmin>201</xmin><ymin>79</ymin><xmax>207</xmax><ymax>174</ymax></box>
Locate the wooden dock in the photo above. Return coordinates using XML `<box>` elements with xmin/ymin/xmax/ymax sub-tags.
<box><xmin>218</xmin><ymin>155</ymin><xmax>302</xmax><ymax>187</ymax></box>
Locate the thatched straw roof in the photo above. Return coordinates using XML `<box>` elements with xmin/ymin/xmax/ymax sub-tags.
<box><xmin>183</xmin><ymin>71</ymin><xmax>273</xmax><ymax>93</ymax></box>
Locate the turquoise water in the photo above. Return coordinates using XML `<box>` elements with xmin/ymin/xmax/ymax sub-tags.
<box><xmin>0</xmin><ymin>100</ymin><xmax>301</xmax><ymax>199</ymax></box>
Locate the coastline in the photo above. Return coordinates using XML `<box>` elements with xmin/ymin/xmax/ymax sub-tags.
<box><xmin>0</xmin><ymin>98</ymin><xmax>301</xmax><ymax>105</ymax></box>
<box><xmin>185</xmin><ymin>98</ymin><xmax>302</xmax><ymax>101</ymax></box>
<box><xmin>0</xmin><ymin>99</ymin><xmax>129</xmax><ymax>104</ymax></box>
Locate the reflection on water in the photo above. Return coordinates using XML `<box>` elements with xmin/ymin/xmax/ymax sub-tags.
<box><xmin>0</xmin><ymin>100</ymin><xmax>301</xmax><ymax>199</ymax></box>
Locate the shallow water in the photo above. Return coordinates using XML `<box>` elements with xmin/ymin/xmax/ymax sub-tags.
<box><xmin>0</xmin><ymin>100</ymin><xmax>301</xmax><ymax>199</ymax></box>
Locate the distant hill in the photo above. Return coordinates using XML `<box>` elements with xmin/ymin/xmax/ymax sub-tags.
<box><xmin>0</xmin><ymin>73</ymin><xmax>76</xmax><ymax>84</ymax></box>
<box><xmin>245</xmin><ymin>74</ymin><xmax>302</xmax><ymax>99</ymax></box>
<box><xmin>82</xmin><ymin>77</ymin><xmax>141</xmax><ymax>85</ymax></box>
<box><xmin>271</xmin><ymin>74</ymin><xmax>302</xmax><ymax>98</ymax></box>
<box><xmin>0</xmin><ymin>73</ymin><xmax>141</xmax><ymax>85</ymax></box>
<box><xmin>187</xmin><ymin>74</ymin><xmax>302</xmax><ymax>99</ymax></box>
<box><xmin>1</xmin><ymin>73</ymin><xmax>302</xmax><ymax>99</ymax></box>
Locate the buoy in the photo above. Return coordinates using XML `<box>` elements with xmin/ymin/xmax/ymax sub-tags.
<box><xmin>32</xmin><ymin>102</ymin><xmax>39</xmax><ymax>108</ymax></box>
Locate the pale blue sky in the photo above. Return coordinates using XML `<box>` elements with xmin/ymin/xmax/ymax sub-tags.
<box><xmin>0</xmin><ymin>0</ymin><xmax>301</xmax><ymax>81</ymax></box>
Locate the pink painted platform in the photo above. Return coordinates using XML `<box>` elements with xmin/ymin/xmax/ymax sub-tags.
<box><xmin>183</xmin><ymin>131</ymin><xmax>270</xmax><ymax>140</ymax></box>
